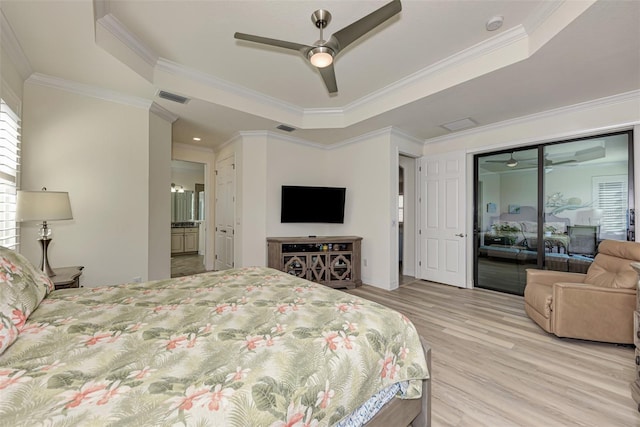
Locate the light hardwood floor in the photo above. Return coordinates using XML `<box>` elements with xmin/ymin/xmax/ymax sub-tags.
<box><xmin>171</xmin><ymin>254</ymin><xmax>208</xmax><ymax>277</ymax></box>
<box><xmin>346</xmin><ymin>277</ymin><xmax>639</xmax><ymax>427</ymax></box>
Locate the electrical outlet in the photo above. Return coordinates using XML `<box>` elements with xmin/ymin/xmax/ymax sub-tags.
<box><xmin>363</xmin><ymin>259</ymin><xmax>368</xmax><ymax>267</ymax></box>
<box><xmin>133</xmin><ymin>276</ymin><xmax>142</xmax><ymax>283</ymax></box>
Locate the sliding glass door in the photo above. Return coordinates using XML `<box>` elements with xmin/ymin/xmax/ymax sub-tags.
<box><xmin>475</xmin><ymin>148</ymin><xmax>539</xmax><ymax>295</ymax></box>
<box><xmin>474</xmin><ymin>131</ymin><xmax>633</xmax><ymax>295</ymax></box>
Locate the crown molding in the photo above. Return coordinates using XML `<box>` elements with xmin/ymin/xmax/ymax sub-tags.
<box><xmin>90</xmin><ymin>1</ymin><xmax>594</xmax><ymax>135</ymax></box>
<box><xmin>215</xmin><ymin>133</ymin><xmax>242</xmax><ymax>153</ymax></box>
<box><xmin>97</xmin><ymin>14</ymin><xmax>158</xmax><ymax>68</ymax></box>
<box><xmin>150</xmin><ymin>102</ymin><xmax>178</xmax><ymax>123</ymax></box>
<box><xmin>523</xmin><ymin>0</ymin><xmax>565</xmax><ymax>34</ymax></box>
<box><xmin>156</xmin><ymin>58</ymin><xmax>302</xmax><ymax>117</ymax></box>
<box><xmin>230</xmin><ymin>126</ymin><xmax>423</xmax><ymax>152</ymax></box>
<box><xmin>425</xmin><ymin>90</ymin><xmax>640</xmax><ymax>146</ymax></box>
<box><xmin>342</xmin><ymin>24</ymin><xmax>529</xmax><ymax>115</ymax></box>
<box><xmin>0</xmin><ymin>9</ymin><xmax>33</xmax><ymax>79</ymax></box>
<box><xmin>390</xmin><ymin>126</ymin><xmax>424</xmax><ymax>145</ymax></box>
<box><xmin>93</xmin><ymin>9</ymin><xmax>532</xmax><ymax>129</ymax></box>
<box><xmin>93</xmin><ymin>0</ymin><xmax>111</xmax><ymax>20</ymax></box>
<box><xmin>329</xmin><ymin>127</ymin><xmax>395</xmax><ymax>150</ymax></box>
<box><xmin>26</xmin><ymin>73</ymin><xmax>152</xmax><ymax>109</ymax></box>
<box><xmin>236</xmin><ymin>130</ymin><xmax>326</xmax><ymax>150</ymax></box>
<box><xmin>267</xmin><ymin>130</ymin><xmax>329</xmax><ymax>150</ymax></box>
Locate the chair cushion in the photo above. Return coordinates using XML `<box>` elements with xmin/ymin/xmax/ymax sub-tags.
<box><xmin>584</xmin><ymin>240</ymin><xmax>640</xmax><ymax>289</ymax></box>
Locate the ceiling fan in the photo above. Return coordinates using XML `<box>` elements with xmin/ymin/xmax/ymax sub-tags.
<box><xmin>485</xmin><ymin>153</ymin><xmax>578</xmax><ymax>169</ymax></box>
<box><xmin>486</xmin><ymin>152</ymin><xmax>520</xmax><ymax>167</ymax></box>
<box><xmin>527</xmin><ymin>154</ymin><xmax>578</xmax><ymax>167</ymax></box>
<box><xmin>233</xmin><ymin>0</ymin><xmax>402</xmax><ymax>94</ymax></box>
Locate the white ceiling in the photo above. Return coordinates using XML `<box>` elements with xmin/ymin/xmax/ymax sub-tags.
<box><xmin>1</xmin><ymin>0</ymin><xmax>639</xmax><ymax>150</ymax></box>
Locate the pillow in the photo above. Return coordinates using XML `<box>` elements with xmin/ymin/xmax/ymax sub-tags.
<box><xmin>0</xmin><ymin>312</ymin><xmax>18</xmax><ymax>355</ymax></box>
<box><xmin>0</xmin><ymin>246</ymin><xmax>54</xmax><ymax>333</ymax></box>
<box><xmin>521</xmin><ymin>221</ymin><xmax>538</xmax><ymax>233</ymax></box>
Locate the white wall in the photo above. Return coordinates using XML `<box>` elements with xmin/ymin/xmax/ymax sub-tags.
<box><xmin>237</xmin><ymin>132</ymin><xmax>268</xmax><ymax>267</ymax></box>
<box><xmin>148</xmin><ymin>111</ymin><xmax>172</xmax><ymax>280</ymax></box>
<box><xmin>226</xmin><ymin>129</ymin><xmax>417</xmax><ymax>290</ymax></box>
<box><xmin>326</xmin><ymin>133</ymin><xmax>393</xmax><ymax>288</ymax></box>
<box><xmin>20</xmin><ymin>82</ymin><xmax>171</xmax><ymax>286</ymax></box>
<box><xmin>265</xmin><ymin>137</ymin><xmax>332</xmax><ymax>237</ymax></box>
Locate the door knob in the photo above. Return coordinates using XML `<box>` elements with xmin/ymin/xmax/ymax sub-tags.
<box><xmin>455</xmin><ymin>233</ymin><xmax>465</xmax><ymax>237</ymax></box>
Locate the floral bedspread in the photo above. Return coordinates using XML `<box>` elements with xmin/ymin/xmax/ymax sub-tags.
<box><xmin>0</xmin><ymin>267</ymin><xmax>429</xmax><ymax>426</ymax></box>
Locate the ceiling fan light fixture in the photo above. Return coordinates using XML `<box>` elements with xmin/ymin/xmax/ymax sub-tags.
<box><xmin>506</xmin><ymin>158</ymin><xmax>518</xmax><ymax>167</ymax></box>
<box><xmin>308</xmin><ymin>46</ymin><xmax>334</xmax><ymax>68</ymax></box>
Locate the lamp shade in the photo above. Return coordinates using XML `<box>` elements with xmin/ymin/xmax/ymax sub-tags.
<box><xmin>16</xmin><ymin>190</ymin><xmax>73</xmax><ymax>222</ymax></box>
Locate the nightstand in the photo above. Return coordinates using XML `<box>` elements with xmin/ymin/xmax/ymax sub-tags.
<box><xmin>51</xmin><ymin>266</ymin><xmax>84</xmax><ymax>290</ymax></box>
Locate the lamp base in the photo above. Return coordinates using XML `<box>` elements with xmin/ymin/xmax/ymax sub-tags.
<box><xmin>39</xmin><ymin>238</ymin><xmax>56</xmax><ymax>277</ymax></box>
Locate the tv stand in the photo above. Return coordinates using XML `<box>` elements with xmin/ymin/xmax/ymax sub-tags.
<box><xmin>267</xmin><ymin>236</ymin><xmax>362</xmax><ymax>289</ymax></box>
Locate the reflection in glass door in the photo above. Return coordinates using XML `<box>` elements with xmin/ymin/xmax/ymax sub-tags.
<box><xmin>474</xmin><ymin>131</ymin><xmax>633</xmax><ymax>296</ymax></box>
<box><xmin>543</xmin><ymin>134</ymin><xmax>631</xmax><ymax>274</ymax></box>
<box><xmin>475</xmin><ymin>149</ymin><xmax>539</xmax><ymax>295</ymax></box>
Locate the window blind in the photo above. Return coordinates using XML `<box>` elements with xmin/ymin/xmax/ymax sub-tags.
<box><xmin>0</xmin><ymin>99</ymin><xmax>20</xmax><ymax>250</ymax></box>
<box><xmin>594</xmin><ymin>175</ymin><xmax>627</xmax><ymax>235</ymax></box>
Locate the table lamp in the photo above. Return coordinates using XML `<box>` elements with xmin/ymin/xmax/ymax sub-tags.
<box><xmin>16</xmin><ymin>188</ymin><xmax>73</xmax><ymax>277</ymax></box>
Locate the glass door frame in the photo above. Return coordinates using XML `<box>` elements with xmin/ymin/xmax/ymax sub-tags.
<box><xmin>473</xmin><ymin>129</ymin><xmax>634</xmax><ymax>292</ymax></box>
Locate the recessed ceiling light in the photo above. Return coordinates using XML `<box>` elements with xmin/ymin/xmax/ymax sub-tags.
<box><xmin>486</xmin><ymin>16</ymin><xmax>504</xmax><ymax>31</ymax></box>
<box><xmin>193</xmin><ymin>137</ymin><xmax>201</xmax><ymax>141</ymax></box>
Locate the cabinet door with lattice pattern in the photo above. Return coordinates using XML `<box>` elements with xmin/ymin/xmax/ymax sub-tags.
<box><xmin>309</xmin><ymin>254</ymin><xmax>328</xmax><ymax>282</ymax></box>
<box><xmin>283</xmin><ymin>255</ymin><xmax>307</xmax><ymax>278</ymax></box>
<box><xmin>329</xmin><ymin>254</ymin><xmax>352</xmax><ymax>281</ymax></box>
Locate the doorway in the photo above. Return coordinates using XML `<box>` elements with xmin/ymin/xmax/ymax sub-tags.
<box><xmin>170</xmin><ymin>160</ymin><xmax>207</xmax><ymax>277</ymax></box>
<box><xmin>399</xmin><ymin>154</ymin><xmax>417</xmax><ymax>284</ymax></box>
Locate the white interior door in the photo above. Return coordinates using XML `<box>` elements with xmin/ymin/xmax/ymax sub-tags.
<box><xmin>214</xmin><ymin>155</ymin><xmax>235</xmax><ymax>270</ymax></box>
<box><xmin>419</xmin><ymin>151</ymin><xmax>467</xmax><ymax>287</ymax></box>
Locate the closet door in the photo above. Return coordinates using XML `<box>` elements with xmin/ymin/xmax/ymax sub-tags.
<box><xmin>214</xmin><ymin>155</ymin><xmax>235</xmax><ymax>271</ymax></box>
<box><xmin>475</xmin><ymin>148</ymin><xmax>539</xmax><ymax>295</ymax></box>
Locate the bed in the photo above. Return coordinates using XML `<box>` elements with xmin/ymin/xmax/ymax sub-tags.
<box><xmin>0</xmin><ymin>247</ymin><xmax>431</xmax><ymax>426</ymax></box>
<box><xmin>483</xmin><ymin>206</ymin><xmax>570</xmax><ymax>252</ymax></box>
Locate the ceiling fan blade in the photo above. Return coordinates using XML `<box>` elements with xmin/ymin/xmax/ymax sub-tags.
<box><xmin>234</xmin><ymin>32</ymin><xmax>310</xmax><ymax>52</ymax></box>
<box><xmin>328</xmin><ymin>0</ymin><xmax>401</xmax><ymax>53</ymax></box>
<box><xmin>551</xmin><ymin>159</ymin><xmax>578</xmax><ymax>166</ymax></box>
<box><xmin>319</xmin><ymin>64</ymin><xmax>338</xmax><ymax>93</ymax></box>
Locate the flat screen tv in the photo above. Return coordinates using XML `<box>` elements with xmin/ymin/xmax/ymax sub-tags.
<box><xmin>281</xmin><ymin>185</ymin><xmax>346</xmax><ymax>223</ymax></box>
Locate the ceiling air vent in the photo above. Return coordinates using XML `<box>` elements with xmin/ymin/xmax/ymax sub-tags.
<box><xmin>276</xmin><ymin>124</ymin><xmax>296</xmax><ymax>132</ymax></box>
<box><xmin>158</xmin><ymin>90</ymin><xmax>190</xmax><ymax>104</ymax></box>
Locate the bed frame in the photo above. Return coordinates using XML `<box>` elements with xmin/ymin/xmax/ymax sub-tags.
<box><xmin>366</xmin><ymin>338</ymin><xmax>432</xmax><ymax>427</ymax></box>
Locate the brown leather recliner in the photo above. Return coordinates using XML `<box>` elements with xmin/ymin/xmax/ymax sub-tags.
<box><xmin>524</xmin><ymin>240</ymin><xmax>640</xmax><ymax>344</ymax></box>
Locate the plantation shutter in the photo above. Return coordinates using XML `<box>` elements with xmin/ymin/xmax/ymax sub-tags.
<box><xmin>0</xmin><ymin>99</ymin><xmax>21</xmax><ymax>250</ymax></box>
<box><xmin>593</xmin><ymin>175</ymin><xmax>627</xmax><ymax>236</ymax></box>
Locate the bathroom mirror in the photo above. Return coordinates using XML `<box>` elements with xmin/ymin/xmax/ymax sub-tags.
<box><xmin>171</xmin><ymin>191</ymin><xmax>195</xmax><ymax>222</ymax></box>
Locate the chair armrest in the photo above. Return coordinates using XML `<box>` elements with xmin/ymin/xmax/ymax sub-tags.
<box><xmin>525</xmin><ymin>268</ymin><xmax>585</xmax><ymax>286</ymax></box>
<box><xmin>554</xmin><ymin>282</ymin><xmax>636</xmax><ymax>295</ymax></box>
<box><xmin>552</xmin><ymin>282</ymin><xmax>636</xmax><ymax>343</ymax></box>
